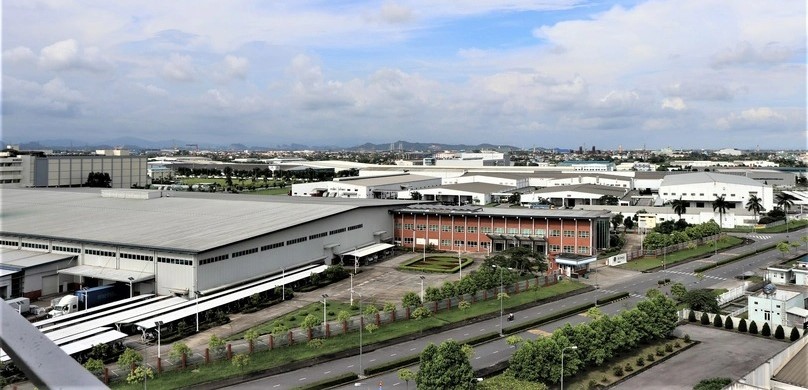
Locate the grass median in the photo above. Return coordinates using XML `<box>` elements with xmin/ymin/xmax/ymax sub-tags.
<box><xmin>112</xmin><ymin>281</ymin><xmax>588</xmax><ymax>389</ymax></box>
<box><xmin>618</xmin><ymin>236</ymin><xmax>743</xmax><ymax>272</ymax></box>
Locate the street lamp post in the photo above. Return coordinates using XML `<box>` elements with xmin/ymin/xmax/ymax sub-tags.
<box><xmin>82</xmin><ymin>287</ymin><xmax>88</xmax><ymax>311</ymax></box>
<box><xmin>128</xmin><ymin>277</ymin><xmax>135</xmax><ymax>298</ymax></box>
<box><xmin>155</xmin><ymin>321</ymin><xmax>163</xmax><ymax>359</ymax></box>
<box><xmin>419</xmin><ymin>276</ymin><xmax>425</xmax><ymax>303</ymax></box>
<box><xmin>195</xmin><ymin>290</ymin><xmax>202</xmax><ymax>332</ymax></box>
<box><xmin>356</xmin><ymin>290</ymin><xmax>364</xmax><ymax>377</ymax></box>
<box><xmin>499</xmin><ymin>266</ymin><xmax>504</xmax><ymax>336</ymax></box>
<box><xmin>322</xmin><ymin>294</ymin><xmax>329</xmax><ymax>327</ymax></box>
<box><xmin>350</xmin><ymin>273</ymin><xmax>354</xmax><ymax>306</ymax></box>
<box><xmin>561</xmin><ymin>345</ymin><xmax>578</xmax><ymax>390</ymax></box>
<box><xmin>458</xmin><ymin>251</ymin><xmax>462</xmax><ymax>279</ymax></box>
<box><xmin>281</xmin><ymin>268</ymin><xmax>285</xmax><ymax>301</ymax></box>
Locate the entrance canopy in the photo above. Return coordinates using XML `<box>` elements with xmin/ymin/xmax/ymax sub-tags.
<box><xmin>58</xmin><ymin>265</ymin><xmax>154</xmax><ymax>283</ymax></box>
<box><xmin>343</xmin><ymin>243</ymin><xmax>394</xmax><ymax>258</ymax></box>
<box><xmin>554</xmin><ymin>254</ymin><xmax>597</xmax><ymax>266</ymax></box>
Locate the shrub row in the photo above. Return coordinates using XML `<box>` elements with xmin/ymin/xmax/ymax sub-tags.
<box><xmin>361</xmin><ymin>298</ymin><xmax>608</xmax><ymax>376</ymax></box>
<box><xmin>297</xmin><ymin>372</ymin><xmax>359</xmax><ymax>390</ymax></box>
<box><xmin>596</xmin><ymin>292</ymin><xmax>630</xmax><ymax>305</ymax></box>
<box><xmin>693</xmin><ymin>244</ymin><xmax>777</xmax><ymax>273</ymax></box>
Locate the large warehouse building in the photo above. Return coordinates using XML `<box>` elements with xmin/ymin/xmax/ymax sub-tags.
<box><xmin>0</xmin><ymin>188</ymin><xmax>417</xmax><ymax>299</ymax></box>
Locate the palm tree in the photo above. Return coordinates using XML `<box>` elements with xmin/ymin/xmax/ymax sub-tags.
<box><xmin>671</xmin><ymin>197</ymin><xmax>687</xmax><ymax>221</ymax></box>
<box><xmin>745</xmin><ymin>195</ymin><xmax>765</xmax><ymax>224</ymax></box>
<box><xmin>713</xmin><ymin>195</ymin><xmax>730</xmax><ymax>229</ymax></box>
<box><xmin>775</xmin><ymin>193</ymin><xmax>795</xmax><ymax>231</ymax></box>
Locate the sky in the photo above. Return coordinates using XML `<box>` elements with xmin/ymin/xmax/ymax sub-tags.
<box><xmin>2</xmin><ymin>0</ymin><xmax>806</xmax><ymax>150</ymax></box>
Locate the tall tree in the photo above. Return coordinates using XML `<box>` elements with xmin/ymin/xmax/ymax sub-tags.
<box><xmin>416</xmin><ymin>340</ymin><xmax>475</xmax><ymax>389</ymax></box>
<box><xmin>775</xmin><ymin>192</ymin><xmax>795</xmax><ymax>228</ymax></box>
<box><xmin>712</xmin><ymin>195</ymin><xmax>730</xmax><ymax>229</ymax></box>
<box><xmin>745</xmin><ymin>195</ymin><xmax>765</xmax><ymax>224</ymax></box>
<box><xmin>486</xmin><ymin>247</ymin><xmax>548</xmax><ymax>275</ymax></box>
<box><xmin>670</xmin><ymin>197</ymin><xmax>687</xmax><ymax>220</ymax></box>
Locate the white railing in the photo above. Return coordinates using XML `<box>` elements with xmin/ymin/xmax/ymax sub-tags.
<box><xmin>717</xmin><ymin>284</ymin><xmax>747</xmax><ymax>306</ymax></box>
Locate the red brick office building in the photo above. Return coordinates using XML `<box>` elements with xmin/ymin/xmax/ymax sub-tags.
<box><xmin>391</xmin><ymin>205</ymin><xmax>612</xmax><ymax>275</ymax></box>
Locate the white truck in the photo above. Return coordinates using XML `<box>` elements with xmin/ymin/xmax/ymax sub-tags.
<box><xmin>6</xmin><ymin>297</ymin><xmax>30</xmax><ymax>314</ymax></box>
<box><xmin>48</xmin><ymin>295</ymin><xmax>79</xmax><ymax>317</ymax></box>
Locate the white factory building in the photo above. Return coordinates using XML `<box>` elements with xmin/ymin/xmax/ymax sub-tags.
<box><xmin>291</xmin><ymin>173</ymin><xmax>441</xmax><ymax>199</ymax></box>
<box><xmin>0</xmin><ymin>188</ymin><xmax>418</xmax><ymax>299</ymax></box>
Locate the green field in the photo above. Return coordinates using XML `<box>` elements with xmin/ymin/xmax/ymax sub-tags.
<box><xmin>619</xmin><ymin>236</ymin><xmax>744</xmax><ymax>272</ymax></box>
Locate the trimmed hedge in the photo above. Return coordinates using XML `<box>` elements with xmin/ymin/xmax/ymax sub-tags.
<box><xmin>694</xmin><ymin>244</ymin><xmax>777</xmax><ymax>273</ymax></box>
<box><xmin>596</xmin><ymin>292</ymin><xmax>630</xmax><ymax>305</ymax></box>
<box><xmin>297</xmin><ymin>372</ymin><xmax>359</xmax><ymax>390</ymax></box>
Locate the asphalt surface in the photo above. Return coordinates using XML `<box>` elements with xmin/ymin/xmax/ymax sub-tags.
<box><xmin>228</xmin><ymin>231</ymin><xmax>803</xmax><ymax>390</ymax></box>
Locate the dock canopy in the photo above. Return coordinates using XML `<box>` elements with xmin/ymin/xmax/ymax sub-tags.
<box><xmin>58</xmin><ymin>265</ymin><xmax>154</xmax><ymax>283</ymax></box>
<box><xmin>554</xmin><ymin>254</ymin><xmax>597</xmax><ymax>266</ymax></box>
<box><xmin>342</xmin><ymin>243</ymin><xmax>394</xmax><ymax>258</ymax></box>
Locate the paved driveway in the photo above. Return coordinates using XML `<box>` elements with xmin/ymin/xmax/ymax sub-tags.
<box><xmin>615</xmin><ymin>324</ymin><xmax>787</xmax><ymax>390</ymax></box>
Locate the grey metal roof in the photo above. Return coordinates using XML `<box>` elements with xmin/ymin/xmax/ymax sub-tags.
<box><xmin>661</xmin><ymin>172</ymin><xmax>761</xmax><ymax>187</ymax></box>
<box><xmin>0</xmin><ymin>250</ymin><xmax>73</xmax><ymax>268</ymax></box>
<box><xmin>437</xmin><ymin>183</ymin><xmax>516</xmax><ymax>193</ymax></box>
<box><xmin>460</xmin><ymin>172</ymin><xmax>533</xmax><ymax>180</ymax></box>
<box><xmin>530</xmin><ymin>184</ymin><xmax>628</xmax><ymax>197</ymax></box>
<box><xmin>333</xmin><ymin>174</ymin><xmax>437</xmax><ymax>186</ymax></box>
<box><xmin>773</xmin><ymin>343</ymin><xmax>808</xmax><ymax>387</ymax></box>
<box><xmin>1</xmin><ymin>188</ymin><xmax>415</xmax><ymax>253</ymax></box>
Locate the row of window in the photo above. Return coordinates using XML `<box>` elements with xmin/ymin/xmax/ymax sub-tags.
<box><xmin>287</xmin><ymin>236</ymin><xmax>308</xmax><ymax>245</ymax></box>
<box><xmin>261</xmin><ymin>242</ymin><xmax>284</xmax><ymax>251</ymax></box>
<box><xmin>547</xmin><ymin>245</ymin><xmax>591</xmax><ymax>254</ymax></box>
<box><xmin>309</xmin><ymin>232</ymin><xmax>328</xmax><ymax>240</ymax></box>
<box><xmin>22</xmin><ymin>242</ymin><xmax>49</xmax><ymax>250</ymax></box>
<box><xmin>330</xmin><ymin>227</ymin><xmax>347</xmax><ymax>235</ymax></box>
<box><xmin>347</xmin><ymin>224</ymin><xmax>363</xmax><ymax>231</ymax></box>
<box><xmin>397</xmin><ymin>224</ymin><xmax>590</xmax><ymax>239</ymax></box>
<box><xmin>0</xmin><ymin>240</ymin><xmax>18</xmax><ymax>246</ymax></box>
<box><xmin>157</xmin><ymin>256</ymin><xmax>193</xmax><ymax>266</ymax></box>
<box><xmin>232</xmin><ymin>247</ymin><xmax>259</xmax><ymax>258</ymax></box>
<box><xmin>401</xmin><ymin>237</ymin><xmax>493</xmax><ymax>249</ymax></box>
<box><xmin>53</xmin><ymin>245</ymin><xmax>81</xmax><ymax>253</ymax></box>
<box><xmin>86</xmin><ymin>249</ymin><xmax>116</xmax><ymax>257</ymax></box>
<box><xmin>200</xmin><ymin>254</ymin><xmax>230</xmax><ymax>265</ymax></box>
<box><xmin>121</xmin><ymin>252</ymin><xmax>152</xmax><ymax>261</ymax></box>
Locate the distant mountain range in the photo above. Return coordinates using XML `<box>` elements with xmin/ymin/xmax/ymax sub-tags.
<box><xmin>3</xmin><ymin>138</ymin><xmax>524</xmax><ymax>152</ymax></box>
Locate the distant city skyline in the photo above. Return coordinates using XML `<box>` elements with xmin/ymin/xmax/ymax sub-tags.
<box><xmin>2</xmin><ymin>1</ymin><xmax>806</xmax><ymax>150</ymax></box>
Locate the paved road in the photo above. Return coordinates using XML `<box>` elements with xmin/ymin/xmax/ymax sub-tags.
<box><xmin>229</xmin><ymin>231</ymin><xmax>803</xmax><ymax>389</ymax></box>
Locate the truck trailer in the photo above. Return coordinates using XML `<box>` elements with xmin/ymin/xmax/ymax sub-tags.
<box><xmin>48</xmin><ymin>284</ymin><xmax>126</xmax><ymax>317</ymax></box>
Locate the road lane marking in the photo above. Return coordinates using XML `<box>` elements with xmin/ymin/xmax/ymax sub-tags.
<box><xmin>324</xmin><ymin>371</ymin><xmax>331</xmax><ymax>374</ymax></box>
<box><xmin>347</xmin><ymin>364</ymin><xmax>354</xmax><ymax>368</ymax></box>
<box><xmin>370</xmin><ymin>359</ymin><xmax>376</xmax><ymax>362</ymax></box>
<box><xmin>464</xmin><ymin>333</ymin><xmax>469</xmax><ymax>336</ymax></box>
<box><xmin>299</xmin><ymin>378</ymin><xmax>307</xmax><ymax>381</ymax></box>
<box><xmin>390</xmin><ymin>353</ymin><xmax>397</xmax><ymax>357</ymax></box>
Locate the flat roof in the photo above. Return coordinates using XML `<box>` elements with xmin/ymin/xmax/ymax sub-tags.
<box><xmin>333</xmin><ymin>173</ymin><xmax>438</xmax><ymax>186</ymax></box>
<box><xmin>394</xmin><ymin>205</ymin><xmax>612</xmax><ymax>219</ymax></box>
<box><xmin>436</xmin><ymin>183</ymin><xmax>516</xmax><ymax>193</ymax></box>
<box><xmin>531</xmin><ymin>184</ymin><xmax>628</xmax><ymax>197</ymax></box>
<box><xmin>661</xmin><ymin>172</ymin><xmax>762</xmax><ymax>187</ymax></box>
<box><xmin>1</xmin><ymin>188</ymin><xmax>418</xmax><ymax>253</ymax></box>
<box><xmin>0</xmin><ymin>249</ymin><xmax>74</xmax><ymax>268</ymax></box>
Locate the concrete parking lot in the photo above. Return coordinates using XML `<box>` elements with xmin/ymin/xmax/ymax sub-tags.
<box><xmin>615</xmin><ymin>324</ymin><xmax>788</xmax><ymax>390</ymax></box>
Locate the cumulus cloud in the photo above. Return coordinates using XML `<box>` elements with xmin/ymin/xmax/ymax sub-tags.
<box><xmin>162</xmin><ymin>53</ymin><xmax>196</xmax><ymax>82</ymax></box>
<box><xmin>661</xmin><ymin>81</ymin><xmax>737</xmax><ymax>101</ymax></box>
<box><xmin>38</xmin><ymin>39</ymin><xmax>112</xmax><ymax>72</ymax></box>
<box><xmin>716</xmin><ymin>107</ymin><xmax>788</xmax><ymax>129</ymax></box>
<box><xmin>661</xmin><ymin>97</ymin><xmax>686</xmax><ymax>111</ymax></box>
<box><xmin>4</xmin><ymin>76</ymin><xmax>85</xmax><ymax>116</ymax></box>
<box><xmin>222</xmin><ymin>55</ymin><xmax>249</xmax><ymax>80</ymax></box>
<box><xmin>3</xmin><ymin>46</ymin><xmax>36</xmax><ymax>63</ymax></box>
<box><xmin>136</xmin><ymin>83</ymin><xmax>169</xmax><ymax>96</ymax></box>
<box><xmin>711</xmin><ymin>41</ymin><xmax>794</xmax><ymax>68</ymax></box>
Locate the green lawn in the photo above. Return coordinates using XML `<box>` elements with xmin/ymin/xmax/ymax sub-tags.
<box><xmin>112</xmin><ymin>281</ymin><xmax>588</xmax><ymax>389</ymax></box>
<box><xmin>618</xmin><ymin>236</ymin><xmax>744</xmax><ymax>272</ymax></box>
<box><xmin>398</xmin><ymin>255</ymin><xmax>474</xmax><ymax>273</ymax></box>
